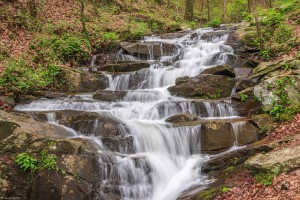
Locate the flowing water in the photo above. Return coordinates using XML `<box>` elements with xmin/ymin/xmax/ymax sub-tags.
<box><xmin>15</xmin><ymin>28</ymin><xmax>248</xmax><ymax>200</ymax></box>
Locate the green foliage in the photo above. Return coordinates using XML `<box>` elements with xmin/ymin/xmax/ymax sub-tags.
<box><xmin>267</xmin><ymin>77</ymin><xmax>299</xmax><ymax>121</ymax></box>
<box><xmin>32</xmin><ymin>33</ymin><xmax>91</xmax><ymax>65</ymax></box>
<box><xmin>128</xmin><ymin>22</ymin><xmax>150</xmax><ymax>39</ymax></box>
<box><xmin>206</xmin><ymin>18</ymin><xmax>222</xmax><ymax>28</ymax></box>
<box><xmin>254</xmin><ymin>166</ymin><xmax>281</xmax><ymax>186</ymax></box>
<box><xmin>39</xmin><ymin>150</ymin><xmax>58</xmax><ymax>171</ymax></box>
<box><xmin>273</xmin><ymin>24</ymin><xmax>293</xmax><ymax>43</ymax></box>
<box><xmin>102</xmin><ymin>32</ymin><xmax>119</xmax><ymax>44</ymax></box>
<box><xmin>15</xmin><ymin>149</ymin><xmax>62</xmax><ymax>174</ymax></box>
<box><xmin>259</xmin><ymin>49</ymin><xmax>273</xmax><ymax>61</ymax></box>
<box><xmin>240</xmin><ymin>93</ymin><xmax>248</xmax><ymax>102</ymax></box>
<box><xmin>15</xmin><ymin>153</ymin><xmax>38</xmax><ymax>173</ymax></box>
<box><xmin>0</xmin><ymin>59</ymin><xmax>61</xmax><ymax>95</ymax></box>
<box><xmin>259</xmin><ymin>9</ymin><xmax>285</xmax><ymax>26</ymax></box>
<box><xmin>221</xmin><ymin>187</ymin><xmax>231</xmax><ymax>193</ymax></box>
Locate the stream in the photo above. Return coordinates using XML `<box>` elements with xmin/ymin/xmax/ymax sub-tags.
<box><xmin>14</xmin><ymin>27</ymin><xmax>252</xmax><ymax>200</ymax></box>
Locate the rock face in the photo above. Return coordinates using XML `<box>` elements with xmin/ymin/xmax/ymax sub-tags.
<box><xmin>231</xmin><ymin>87</ymin><xmax>262</xmax><ymax>116</ymax></box>
<box><xmin>201</xmin><ymin>65</ymin><xmax>235</xmax><ymax>77</ymax></box>
<box><xmin>120</xmin><ymin>41</ymin><xmax>179</xmax><ymax>59</ymax></box>
<box><xmin>58</xmin><ymin>66</ymin><xmax>107</xmax><ymax>93</ymax></box>
<box><xmin>168</xmin><ymin>74</ymin><xmax>235</xmax><ymax>98</ymax></box>
<box><xmin>33</xmin><ymin>110</ymin><xmax>134</xmax><ymax>154</ymax></box>
<box><xmin>0</xmin><ymin>96</ymin><xmax>15</xmax><ymax>110</ymax></box>
<box><xmin>246</xmin><ymin>146</ymin><xmax>300</xmax><ymax>173</ymax></box>
<box><xmin>93</xmin><ymin>90</ymin><xmax>127</xmax><ymax>102</ymax></box>
<box><xmin>99</xmin><ymin>61</ymin><xmax>151</xmax><ymax>72</ymax></box>
<box><xmin>253</xmin><ymin>75</ymin><xmax>300</xmax><ymax>109</ymax></box>
<box><xmin>165</xmin><ymin>113</ymin><xmax>198</xmax><ymax>123</ymax></box>
<box><xmin>0</xmin><ymin>110</ymin><xmax>124</xmax><ymax>200</ymax></box>
<box><xmin>167</xmin><ymin>117</ymin><xmax>258</xmax><ymax>153</ymax></box>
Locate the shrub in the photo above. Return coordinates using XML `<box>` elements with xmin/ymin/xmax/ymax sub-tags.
<box><xmin>102</xmin><ymin>32</ymin><xmax>119</xmax><ymax>44</ymax></box>
<box><xmin>0</xmin><ymin>58</ymin><xmax>61</xmax><ymax>95</ymax></box>
<box><xmin>15</xmin><ymin>153</ymin><xmax>37</xmax><ymax>173</ymax></box>
<box><xmin>259</xmin><ymin>9</ymin><xmax>284</xmax><ymax>26</ymax></box>
<box><xmin>259</xmin><ymin>49</ymin><xmax>273</xmax><ymax>60</ymax></box>
<box><xmin>273</xmin><ymin>23</ymin><xmax>293</xmax><ymax>43</ymax></box>
<box><xmin>207</xmin><ymin>18</ymin><xmax>222</xmax><ymax>28</ymax></box>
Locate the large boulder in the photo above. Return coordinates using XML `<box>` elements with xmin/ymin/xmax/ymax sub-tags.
<box><xmin>165</xmin><ymin>113</ymin><xmax>198</xmax><ymax>123</ymax></box>
<box><xmin>99</xmin><ymin>61</ymin><xmax>151</xmax><ymax>72</ymax></box>
<box><xmin>253</xmin><ymin>75</ymin><xmax>300</xmax><ymax>110</ymax></box>
<box><xmin>201</xmin><ymin>65</ymin><xmax>235</xmax><ymax>77</ymax></box>
<box><xmin>246</xmin><ymin>145</ymin><xmax>300</xmax><ymax>173</ymax></box>
<box><xmin>169</xmin><ymin>117</ymin><xmax>258</xmax><ymax>153</ymax></box>
<box><xmin>231</xmin><ymin>87</ymin><xmax>263</xmax><ymax>116</ymax></box>
<box><xmin>58</xmin><ymin>66</ymin><xmax>107</xmax><ymax>93</ymax></box>
<box><xmin>93</xmin><ymin>90</ymin><xmax>127</xmax><ymax>102</ymax></box>
<box><xmin>168</xmin><ymin>74</ymin><xmax>235</xmax><ymax>99</ymax></box>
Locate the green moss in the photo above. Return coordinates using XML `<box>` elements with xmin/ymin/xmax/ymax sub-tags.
<box><xmin>198</xmin><ymin>188</ymin><xmax>218</xmax><ymax>200</ymax></box>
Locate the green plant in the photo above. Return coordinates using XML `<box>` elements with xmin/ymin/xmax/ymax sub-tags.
<box><xmin>273</xmin><ymin>24</ymin><xmax>293</xmax><ymax>43</ymax></box>
<box><xmin>254</xmin><ymin>166</ymin><xmax>281</xmax><ymax>186</ymax></box>
<box><xmin>240</xmin><ymin>93</ymin><xmax>248</xmax><ymax>102</ymax></box>
<box><xmin>102</xmin><ymin>32</ymin><xmax>119</xmax><ymax>44</ymax></box>
<box><xmin>207</xmin><ymin>18</ymin><xmax>222</xmax><ymax>28</ymax></box>
<box><xmin>39</xmin><ymin>150</ymin><xmax>58</xmax><ymax>171</ymax></box>
<box><xmin>15</xmin><ymin>153</ymin><xmax>38</xmax><ymax>173</ymax></box>
<box><xmin>222</xmin><ymin>187</ymin><xmax>231</xmax><ymax>192</ymax></box>
<box><xmin>259</xmin><ymin>49</ymin><xmax>273</xmax><ymax>61</ymax></box>
<box><xmin>1</xmin><ymin>59</ymin><xmax>61</xmax><ymax>95</ymax></box>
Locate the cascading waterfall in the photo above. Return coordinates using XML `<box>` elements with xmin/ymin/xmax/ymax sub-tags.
<box><xmin>14</xmin><ymin>27</ymin><xmax>246</xmax><ymax>200</ymax></box>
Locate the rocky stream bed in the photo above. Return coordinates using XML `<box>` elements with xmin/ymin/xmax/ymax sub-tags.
<box><xmin>1</xmin><ymin>25</ymin><xmax>300</xmax><ymax>200</ymax></box>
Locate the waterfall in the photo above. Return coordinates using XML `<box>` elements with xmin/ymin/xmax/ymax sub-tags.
<box><xmin>14</xmin><ymin>27</ymin><xmax>246</xmax><ymax>200</ymax></box>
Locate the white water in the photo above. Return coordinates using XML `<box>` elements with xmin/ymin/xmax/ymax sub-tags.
<box><xmin>14</xmin><ymin>28</ymin><xmax>246</xmax><ymax>200</ymax></box>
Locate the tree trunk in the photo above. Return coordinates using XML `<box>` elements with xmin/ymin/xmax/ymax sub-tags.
<box><xmin>184</xmin><ymin>0</ymin><xmax>194</xmax><ymax>20</ymax></box>
<box><xmin>80</xmin><ymin>0</ymin><xmax>87</xmax><ymax>33</ymax></box>
<box><xmin>207</xmin><ymin>0</ymin><xmax>210</xmax><ymax>21</ymax></box>
<box><xmin>252</xmin><ymin>0</ymin><xmax>263</xmax><ymax>48</ymax></box>
<box><xmin>222</xmin><ymin>0</ymin><xmax>227</xmax><ymax>23</ymax></box>
<box><xmin>247</xmin><ymin>0</ymin><xmax>252</xmax><ymax>12</ymax></box>
<box><xmin>230</xmin><ymin>0</ymin><xmax>233</xmax><ymax>22</ymax></box>
<box><xmin>27</xmin><ymin>0</ymin><xmax>37</xmax><ymax>17</ymax></box>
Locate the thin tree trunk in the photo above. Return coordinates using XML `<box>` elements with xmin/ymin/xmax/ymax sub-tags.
<box><xmin>222</xmin><ymin>0</ymin><xmax>227</xmax><ymax>23</ymax></box>
<box><xmin>252</xmin><ymin>0</ymin><xmax>263</xmax><ymax>48</ymax></box>
<box><xmin>80</xmin><ymin>0</ymin><xmax>87</xmax><ymax>33</ymax></box>
<box><xmin>247</xmin><ymin>0</ymin><xmax>252</xmax><ymax>12</ymax></box>
<box><xmin>207</xmin><ymin>0</ymin><xmax>210</xmax><ymax>21</ymax></box>
<box><xmin>184</xmin><ymin>0</ymin><xmax>194</xmax><ymax>20</ymax></box>
<box><xmin>230</xmin><ymin>0</ymin><xmax>233</xmax><ymax>22</ymax></box>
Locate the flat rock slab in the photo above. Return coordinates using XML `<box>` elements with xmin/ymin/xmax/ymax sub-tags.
<box><xmin>246</xmin><ymin>145</ymin><xmax>300</xmax><ymax>172</ymax></box>
<box><xmin>100</xmin><ymin>61</ymin><xmax>151</xmax><ymax>72</ymax></box>
<box><xmin>201</xmin><ymin>65</ymin><xmax>235</xmax><ymax>77</ymax></box>
<box><xmin>168</xmin><ymin>74</ymin><xmax>235</xmax><ymax>99</ymax></box>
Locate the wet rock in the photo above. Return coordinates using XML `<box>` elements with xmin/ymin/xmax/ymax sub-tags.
<box><xmin>201</xmin><ymin>65</ymin><xmax>235</xmax><ymax>77</ymax></box>
<box><xmin>234</xmin><ymin>68</ymin><xmax>253</xmax><ymax>78</ymax></box>
<box><xmin>245</xmin><ymin>146</ymin><xmax>300</xmax><ymax>173</ymax></box>
<box><xmin>235</xmin><ymin>79</ymin><xmax>256</xmax><ymax>92</ymax></box>
<box><xmin>200</xmin><ymin>30</ymin><xmax>231</xmax><ymax>41</ymax></box>
<box><xmin>120</xmin><ymin>41</ymin><xmax>179</xmax><ymax>59</ymax></box>
<box><xmin>165</xmin><ymin>113</ymin><xmax>198</xmax><ymax>123</ymax></box>
<box><xmin>100</xmin><ymin>61</ymin><xmax>151</xmax><ymax>72</ymax></box>
<box><xmin>93</xmin><ymin>90</ymin><xmax>127</xmax><ymax>102</ymax></box>
<box><xmin>231</xmin><ymin>88</ymin><xmax>262</xmax><ymax>116</ymax></box>
<box><xmin>201</xmin><ymin>121</ymin><xmax>235</xmax><ymax>153</ymax></box>
<box><xmin>168</xmin><ymin>74</ymin><xmax>235</xmax><ymax>99</ymax></box>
